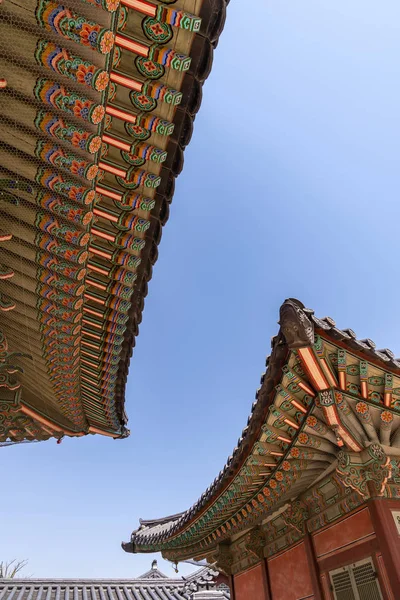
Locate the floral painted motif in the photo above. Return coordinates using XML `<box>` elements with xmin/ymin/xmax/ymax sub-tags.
<box><xmin>87</xmin><ymin>165</ymin><xmax>100</xmax><ymax>181</ymax></box>
<box><xmin>35</xmin><ymin>233</ymin><xmax>89</xmax><ymax>264</ymax></box>
<box><xmin>35</xmin><ymin>41</ymin><xmax>109</xmax><ymax>93</ymax></box>
<box><xmin>37</xmin><ymin>283</ymin><xmax>84</xmax><ymax>310</ymax></box>
<box><xmin>36</xmin><ymin>167</ymin><xmax>95</xmax><ymax>206</ymax></box>
<box><xmin>95</xmin><ymin>71</ymin><xmax>110</xmax><ymax>92</ymax></box>
<box><xmin>306</xmin><ymin>415</ymin><xmax>317</xmax><ymax>427</ymax></box>
<box><xmin>91</xmin><ymin>105</ymin><xmax>106</xmax><ymax>125</ymax></box>
<box><xmin>104</xmin><ymin>115</ymin><xmax>113</xmax><ymax>132</ymax></box>
<box><xmin>79</xmin><ymin>23</ymin><xmax>101</xmax><ymax>48</ymax></box>
<box><xmin>36</xmin><ymin>1</ymin><xmax>114</xmax><ymax>55</ymax></box>
<box><xmin>355</xmin><ymin>402</ymin><xmax>372</xmax><ymax>424</ymax></box>
<box><xmin>34</xmin><ymin>78</ymin><xmax>105</xmax><ymax>125</ymax></box>
<box><xmin>37</xmin><ymin>269</ymin><xmax>85</xmax><ymax>297</ymax></box>
<box><xmin>78</xmin><ymin>64</ymin><xmax>94</xmax><ymax>85</ymax></box>
<box><xmin>125</xmin><ymin>123</ymin><xmax>151</xmax><ymax>141</ymax></box>
<box><xmin>39</xmin><ymin>192</ymin><xmax>93</xmax><ymax>226</ymax></box>
<box><xmin>135</xmin><ymin>56</ymin><xmax>165</xmax><ymax>80</ymax></box>
<box><xmin>71</xmin><ymin>130</ymin><xmax>89</xmax><ymax>149</ymax></box>
<box><xmin>35</xmin><ymin>110</ymin><xmax>101</xmax><ymax>155</ymax></box>
<box><xmin>37</xmin><ymin>254</ymin><xmax>86</xmax><ymax>281</ymax></box>
<box><xmin>89</xmin><ymin>137</ymin><xmax>102</xmax><ymax>154</ymax></box>
<box><xmin>142</xmin><ymin>17</ymin><xmax>173</xmax><ymax>44</ymax></box>
<box><xmin>381</xmin><ymin>410</ymin><xmax>393</xmax><ymax>423</ymax></box>
<box><xmin>329</xmin><ymin>352</ymin><xmax>338</xmax><ymax>366</ymax></box>
<box><xmin>100</xmin><ymin>31</ymin><xmax>115</xmax><ymax>54</ymax></box>
<box><xmin>130</xmin><ymin>91</ymin><xmax>157</xmax><ymax>112</ymax></box>
<box><xmin>35</xmin><ymin>141</ymin><xmax>98</xmax><ymax>182</ymax></box>
<box><xmin>356</xmin><ymin>402</ymin><xmax>368</xmax><ymax>415</ymax></box>
<box><xmin>73</xmin><ymin>100</ymin><xmax>91</xmax><ymax>120</ymax></box>
<box><xmin>298</xmin><ymin>433</ymin><xmax>309</xmax><ymax>444</ymax></box>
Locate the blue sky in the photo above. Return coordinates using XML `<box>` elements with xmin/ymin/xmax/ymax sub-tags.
<box><xmin>2</xmin><ymin>0</ymin><xmax>400</xmax><ymax>580</ymax></box>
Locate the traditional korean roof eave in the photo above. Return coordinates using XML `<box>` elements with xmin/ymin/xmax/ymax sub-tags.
<box><xmin>0</xmin><ymin>0</ymin><xmax>229</xmax><ymax>443</ymax></box>
<box><xmin>111</xmin><ymin>1</ymin><xmax>230</xmax><ymax>435</ymax></box>
<box><xmin>123</xmin><ymin>298</ymin><xmax>400</xmax><ymax>560</ymax></box>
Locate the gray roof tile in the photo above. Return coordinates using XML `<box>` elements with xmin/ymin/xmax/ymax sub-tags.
<box><xmin>0</xmin><ymin>567</ymin><xmax>228</xmax><ymax>600</ymax></box>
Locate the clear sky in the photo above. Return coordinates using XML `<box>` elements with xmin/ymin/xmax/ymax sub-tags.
<box><xmin>2</xmin><ymin>0</ymin><xmax>400</xmax><ymax>580</ymax></box>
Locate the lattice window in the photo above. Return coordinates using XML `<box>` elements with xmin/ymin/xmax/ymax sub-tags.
<box><xmin>329</xmin><ymin>558</ymin><xmax>383</xmax><ymax>600</ymax></box>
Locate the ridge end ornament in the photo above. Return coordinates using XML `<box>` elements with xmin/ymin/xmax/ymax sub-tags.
<box><xmin>279</xmin><ymin>298</ymin><xmax>314</xmax><ymax>349</ymax></box>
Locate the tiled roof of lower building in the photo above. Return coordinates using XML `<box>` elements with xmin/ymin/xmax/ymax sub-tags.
<box><xmin>0</xmin><ymin>565</ymin><xmax>229</xmax><ymax>600</ymax></box>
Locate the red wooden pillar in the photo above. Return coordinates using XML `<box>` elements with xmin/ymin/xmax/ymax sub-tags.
<box><xmin>262</xmin><ymin>558</ymin><xmax>272</xmax><ymax>600</ymax></box>
<box><xmin>228</xmin><ymin>575</ymin><xmax>236</xmax><ymax>600</ymax></box>
<box><xmin>368</xmin><ymin>498</ymin><xmax>400</xmax><ymax>594</ymax></box>
<box><xmin>303</xmin><ymin>532</ymin><xmax>323</xmax><ymax>600</ymax></box>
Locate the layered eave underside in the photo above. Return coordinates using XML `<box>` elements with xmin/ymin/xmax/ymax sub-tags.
<box><xmin>123</xmin><ymin>299</ymin><xmax>400</xmax><ymax>561</ymax></box>
<box><xmin>0</xmin><ymin>0</ymin><xmax>228</xmax><ymax>442</ymax></box>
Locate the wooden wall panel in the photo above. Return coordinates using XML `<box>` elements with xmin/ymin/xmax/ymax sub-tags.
<box><xmin>234</xmin><ymin>563</ymin><xmax>268</xmax><ymax>600</ymax></box>
<box><xmin>312</xmin><ymin>508</ymin><xmax>374</xmax><ymax>559</ymax></box>
<box><xmin>268</xmin><ymin>542</ymin><xmax>314</xmax><ymax>600</ymax></box>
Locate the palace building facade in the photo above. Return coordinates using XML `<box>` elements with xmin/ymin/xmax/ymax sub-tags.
<box><xmin>123</xmin><ymin>299</ymin><xmax>400</xmax><ymax>600</ymax></box>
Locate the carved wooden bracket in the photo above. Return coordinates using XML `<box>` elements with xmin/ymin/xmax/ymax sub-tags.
<box><xmin>281</xmin><ymin>500</ymin><xmax>309</xmax><ymax>535</ymax></box>
<box><xmin>336</xmin><ymin>443</ymin><xmax>392</xmax><ymax>498</ymax></box>
<box><xmin>244</xmin><ymin>527</ymin><xmax>266</xmax><ymax>560</ymax></box>
<box><xmin>215</xmin><ymin>543</ymin><xmax>234</xmax><ymax>576</ymax></box>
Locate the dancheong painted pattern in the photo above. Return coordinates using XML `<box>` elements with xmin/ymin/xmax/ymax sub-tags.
<box><xmin>122</xmin><ymin>300</ymin><xmax>400</xmax><ymax>578</ymax></box>
<box><xmin>0</xmin><ymin>0</ymin><xmax>229</xmax><ymax>444</ymax></box>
